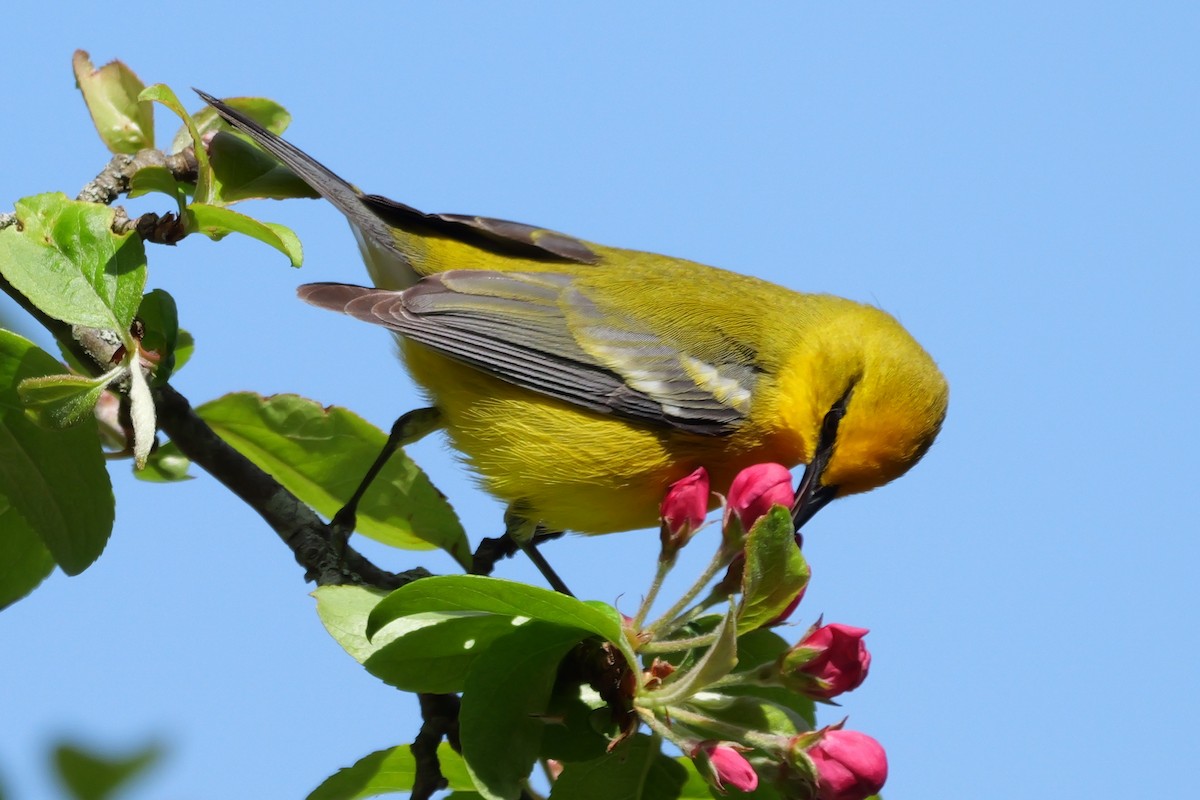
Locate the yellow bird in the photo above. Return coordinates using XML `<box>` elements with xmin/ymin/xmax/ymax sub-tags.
<box><xmin>198</xmin><ymin>91</ymin><xmax>948</xmax><ymax>540</ymax></box>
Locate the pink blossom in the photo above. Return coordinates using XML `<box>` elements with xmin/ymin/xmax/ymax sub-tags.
<box><xmin>808</xmin><ymin>730</ymin><xmax>887</xmax><ymax>800</ymax></box>
<box><xmin>659</xmin><ymin>467</ymin><xmax>709</xmax><ymax>556</ymax></box>
<box><xmin>692</xmin><ymin>742</ymin><xmax>759</xmax><ymax>793</ymax></box>
<box><xmin>726</xmin><ymin>463</ymin><xmax>794</xmax><ymax>533</ymax></box>
<box><xmin>783</xmin><ymin>623</ymin><xmax>871</xmax><ymax>699</ymax></box>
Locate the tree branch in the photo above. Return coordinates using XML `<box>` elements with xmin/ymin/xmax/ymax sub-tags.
<box><xmin>411</xmin><ymin>693</ymin><xmax>462</xmax><ymax>800</ymax></box>
<box><xmin>152</xmin><ymin>384</ymin><xmax>428</xmax><ymax>590</ymax></box>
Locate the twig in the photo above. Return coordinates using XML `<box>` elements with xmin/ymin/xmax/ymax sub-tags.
<box><xmin>152</xmin><ymin>384</ymin><xmax>427</xmax><ymax>590</ymax></box>
<box><xmin>411</xmin><ymin>693</ymin><xmax>462</xmax><ymax>800</ymax></box>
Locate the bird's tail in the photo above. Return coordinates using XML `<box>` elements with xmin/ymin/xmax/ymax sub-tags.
<box><xmin>194</xmin><ymin>89</ymin><xmax>419</xmax><ymax>288</ymax></box>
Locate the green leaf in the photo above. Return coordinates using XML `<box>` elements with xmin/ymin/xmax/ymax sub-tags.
<box><xmin>738</xmin><ymin>508</ymin><xmax>809</xmax><ymax>633</ymax></box>
<box><xmin>172</xmin><ymin>329</ymin><xmax>195</xmax><ymax>374</ymax></box>
<box><xmin>72</xmin><ymin>51</ymin><xmax>153</xmax><ymax>154</ymax></box>
<box><xmin>185</xmin><ymin>202</ymin><xmax>303</xmax><ymax>266</ymax></box>
<box><xmin>315</xmin><ymin>583</ymin><xmax>514</xmax><ymax>692</ymax></box>
<box><xmin>196</xmin><ymin>393</ymin><xmax>468</xmax><ymax>562</ymax></box>
<box><xmin>540</xmin><ymin>677</ymin><xmax>620</xmax><ymax>763</ymax></box>
<box><xmin>134</xmin><ymin>440</ymin><xmax>191</xmax><ymax>483</ymax></box>
<box><xmin>645</xmin><ymin>605</ymin><xmax>739</xmax><ymax>708</ymax></box>
<box><xmin>365</xmin><ymin>613</ymin><xmax>523</xmax><ymax>693</ymax></box>
<box><xmin>307</xmin><ymin>742</ymin><xmax>475</xmax><ymax>800</ymax></box>
<box><xmin>174</xmin><ymin>96</ymin><xmax>292</xmax><ymax>154</ymax></box>
<box><xmin>0</xmin><ymin>194</ymin><xmax>147</xmax><ymax>333</ymax></box>
<box><xmin>0</xmin><ymin>495</ymin><xmax>56</xmax><ymax>610</ymax></box>
<box><xmin>206</xmin><ymin>128</ymin><xmax>321</xmax><ymax>202</ymax></box>
<box><xmin>18</xmin><ymin>369</ymin><xmax>119</xmax><ymax>429</ymax></box>
<box><xmin>0</xmin><ymin>332</ymin><xmax>113</xmax><ymax>574</ymax></box>
<box><xmin>733</xmin><ymin>629</ymin><xmax>792</xmax><ymax>671</ymax></box>
<box><xmin>140</xmin><ymin>84</ymin><xmax>213</xmax><ymax>203</ymax></box>
<box><xmin>366</xmin><ymin>575</ymin><xmax>634</xmax><ymax>666</ymax></box>
<box><xmin>127</xmin><ymin>165</ymin><xmax>186</xmax><ymax>215</ymax></box>
<box><xmin>550</xmin><ymin>735</ymin><xmax>688</xmax><ymax>800</ymax></box>
<box><xmin>461</xmin><ymin>622</ymin><xmax>586</xmax><ymax>800</ymax></box>
<box><xmin>177</xmin><ymin>95</ymin><xmax>318</xmax><ymax>204</ymax></box>
<box><xmin>52</xmin><ymin>740</ymin><xmax>161</xmax><ymax>800</ymax></box>
<box><xmin>135</xmin><ymin>289</ymin><xmax>180</xmax><ymax>384</ymax></box>
<box><xmin>723</xmin><ymin>628</ymin><xmax>816</xmax><ymax>727</ymax></box>
<box><xmin>314</xmin><ymin>584</ymin><xmax>393</xmax><ymax>663</ymax></box>
<box><xmin>672</xmin><ymin>756</ymin><xmax>718</xmax><ymax>799</ymax></box>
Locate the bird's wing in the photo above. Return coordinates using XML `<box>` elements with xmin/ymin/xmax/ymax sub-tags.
<box><xmin>299</xmin><ymin>272</ymin><xmax>758</xmax><ymax>435</ymax></box>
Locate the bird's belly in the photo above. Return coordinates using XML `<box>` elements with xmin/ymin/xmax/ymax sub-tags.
<box><xmin>404</xmin><ymin>345</ymin><xmax>807</xmax><ymax>534</ymax></box>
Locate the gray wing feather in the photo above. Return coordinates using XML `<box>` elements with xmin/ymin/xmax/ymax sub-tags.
<box><xmin>298</xmin><ymin>272</ymin><xmax>754</xmax><ymax>435</ymax></box>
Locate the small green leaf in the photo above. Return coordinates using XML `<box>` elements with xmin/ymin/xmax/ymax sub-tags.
<box><xmin>128</xmin><ymin>166</ymin><xmax>187</xmax><ymax>215</ymax></box>
<box><xmin>461</xmin><ymin>622</ymin><xmax>586</xmax><ymax>800</ymax></box>
<box><xmin>733</xmin><ymin>628</ymin><xmax>793</xmax><ymax>671</ymax></box>
<box><xmin>72</xmin><ymin>50</ymin><xmax>153</xmax><ymax>154</ymax></box>
<box><xmin>175</xmin><ymin>96</ymin><xmax>292</xmax><ymax>153</ymax></box>
<box><xmin>206</xmin><ymin>126</ymin><xmax>321</xmax><ymax>202</ymax></box>
<box><xmin>0</xmin><ymin>194</ymin><xmax>147</xmax><ymax>334</ymax></box>
<box><xmin>366</xmin><ymin>575</ymin><xmax>635</xmax><ymax>666</ymax></box>
<box><xmin>134</xmin><ymin>440</ymin><xmax>192</xmax><ymax>483</ymax></box>
<box><xmin>0</xmin><ymin>495</ymin><xmax>56</xmax><ymax>610</ymax></box>
<box><xmin>172</xmin><ymin>329</ymin><xmax>195</xmax><ymax>374</ymax></box>
<box><xmin>185</xmin><ymin>203</ymin><xmax>302</xmax><ymax>266</ymax></box>
<box><xmin>306</xmin><ymin>742</ymin><xmax>475</xmax><ymax>800</ymax></box>
<box><xmin>140</xmin><ymin>84</ymin><xmax>214</xmax><ymax>203</ymax></box>
<box><xmin>314</xmin><ymin>584</ymin><xmax>392</xmax><ymax>663</ymax></box>
<box><xmin>197</xmin><ymin>393</ymin><xmax>468</xmax><ymax>561</ymax></box>
<box><xmin>0</xmin><ymin>332</ymin><xmax>113</xmax><ymax>575</ymax></box>
<box><xmin>646</xmin><ymin>605</ymin><xmax>739</xmax><ymax>708</ymax></box>
<box><xmin>18</xmin><ymin>369</ymin><xmax>119</xmax><ymax>429</ymax></box>
<box><xmin>52</xmin><ymin>740</ymin><xmax>161</xmax><ymax>800</ymax></box>
<box><xmin>551</xmin><ymin>735</ymin><xmax>688</xmax><ymax>800</ymax></box>
<box><xmin>738</xmin><ymin>508</ymin><xmax>810</xmax><ymax>633</ymax></box>
<box><xmin>726</xmin><ymin>630</ymin><xmax>816</xmax><ymax>729</ymax></box>
<box><xmin>135</xmin><ymin>289</ymin><xmax>179</xmax><ymax>384</ymax></box>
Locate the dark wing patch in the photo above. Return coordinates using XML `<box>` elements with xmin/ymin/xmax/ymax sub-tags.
<box><xmin>362</xmin><ymin>195</ymin><xmax>600</xmax><ymax>265</ymax></box>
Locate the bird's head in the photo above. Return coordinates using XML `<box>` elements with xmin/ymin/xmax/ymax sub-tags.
<box><xmin>786</xmin><ymin>302</ymin><xmax>949</xmax><ymax>527</ymax></box>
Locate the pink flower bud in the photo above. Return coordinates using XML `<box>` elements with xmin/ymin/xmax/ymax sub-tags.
<box><xmin>659</xmin><ymin>467</ymin><xmax>709</xmax><ymax>557</ymax></box>
<box><xmin>725</xmin><ymin>463</ymin><xmax>794</xmax><ymax>533</ymax></box>
<box><xmin>691</xmin><ymin>742</ymin><xmax>759</xmax><ymax>793</ymax></box>
<box><xmin>807</xmin><ymin>729</ymin><xmax>887</xmax><ymax>800</ymax></box>
<box><xmin>783</xmin><ymin>623</ymin><xmax>871</xmax><ymax>699</ymax></box>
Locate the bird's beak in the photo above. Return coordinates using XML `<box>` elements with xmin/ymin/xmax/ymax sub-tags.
<box><xmin>791</xmin><ymin>464</ymin><xmax>837</xmax><ymax>529</ymax></box>
<box><xmin>790</xmin><ymin>386</ymin><xmax>854</xmax><ymax>530</ymax></box>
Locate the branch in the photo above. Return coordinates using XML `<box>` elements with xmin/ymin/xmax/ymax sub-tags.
<box><xmin>76</xmin><ymin>148</ymin><xmax>196</xmax><ymax>205</ymax></box>
<box><xmin>411</xmin><ymin>693</ymin><xmax>462</xmax><ymax>800</ymax></box>
<box><xmin>152</xmin><ymin>384</ymin><xmax>428</xmax><ymax>590</ymax></box>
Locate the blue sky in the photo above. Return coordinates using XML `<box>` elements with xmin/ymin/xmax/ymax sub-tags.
<box><xmin>2</xmin><ymin>4</ymin><xmax>1197</xmax><ymax>798</ymax></box>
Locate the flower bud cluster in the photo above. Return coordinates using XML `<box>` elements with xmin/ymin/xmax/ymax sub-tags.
<box><xmin>635</xmin><ymin>463</ymin><xmax>886</xmax><ymax>799</ymax></box>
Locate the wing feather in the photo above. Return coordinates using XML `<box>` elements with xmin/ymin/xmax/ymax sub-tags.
<box><xmin>298</xmin><ymin>271</ymin><xmax>758</xmax><ymax>435</ymax></box>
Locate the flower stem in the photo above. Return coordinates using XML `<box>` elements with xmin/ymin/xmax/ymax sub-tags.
<box><xmin>646</xmin><ymin>547</ymin><xmax>734</xmax><ymax>639</ymax></box>
<box><xmin>632</xmin><ymin>557</ymin><xmax>674</xmax><ymax>631</ymax></box>
<box><xmin>639</xmin><ymin>632</ymin><xmax>719</xmax><ymax>655</ymax></box>
<box><xmin>637</xmin><ymin>707</ymin><xmax>699</xmax><ymax>752</ymax></box>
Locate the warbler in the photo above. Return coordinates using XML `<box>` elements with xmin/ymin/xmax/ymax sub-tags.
<box><xmin>198</xmin><ymin>91</ymin><xmax>948</xmax><ymax>538</ymax></box>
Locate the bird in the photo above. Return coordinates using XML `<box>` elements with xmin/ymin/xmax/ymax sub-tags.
<box><xmin>197</xmin><ymin>90</ymin><xmax>948</xmax><ymax>548</ymax></box>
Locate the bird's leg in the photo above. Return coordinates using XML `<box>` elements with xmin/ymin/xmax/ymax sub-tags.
<box><xmin>472</xmin><ymin>506</ymin><xmax>572</xmax><ymax>596</ymax></box>
<box><xmin>330</xmin><ymin>406</ymin><xmax>443</xmax><ymax>548</ymax></box>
